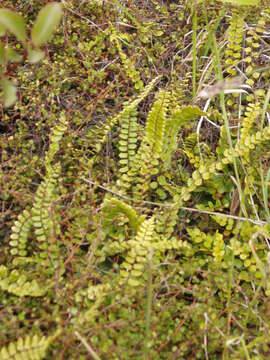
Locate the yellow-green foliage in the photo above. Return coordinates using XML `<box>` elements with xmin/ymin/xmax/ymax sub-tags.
<box><xmin>110</xmin><ymin>27</ymin><xmax>143</xmax><ymax>90</ymax></box>
<box><xmin>4</xmin><ymin>115</ymin><xmax>68</xmax><ymax>295</ymax></box>
<box><xmin>118</xmin><ymin>90</ymin><xmax>169</xmax><ymax>196</ymax></box>
<box><xmin>118</xmin><ymin>106</ymin><xmax>138</xmax><ymax>175</ymax></box>
<box><xmin>120</xmin><ymin>217</ymin><xmax>155</xmax><ymax>287</ymax></box>
<box><xmin>0</xmin><ymin>266</ymin><xmax>45</xmax><ymax>297</ymax></box>
<box><xmin>179</xmin><ymin>126</ymin><xmax>270</xmax><ymax>203</ymax></box>
<box><xmin>0</xmin><ymin>333</ymin><xmax>55</xmax><ymax>360</ymax></box>
<box><xmin>102</xmin><ymin>197</ymin><xmax>144</xmax><ymax>232</ymax></box>
<box><xmin>31</xmin><ymin>165</ymin><xmax>60</xmax><ymax>251</ymax></box>
<box><xmin>89</xmin><ymin>75</ymin><xmax>160</xmax><ymax>160</ymax></box>
<box><xmin>9</xmin><ymin>210</ymin><xmax>32</xmax><ymax>257</ymax></box>
<box><xmin>225</xmin><ymin>8</ymin><xmax>244</xmax><ymax>76</ymax></box>
<box><xmin>1</xmin><ymin>1</ymin><xmax>270</xmax><ymax>359</ymax></box>
<box><xmin>187</xmin><ymin>228</ymin><xmax>225</xmax><ymax>263</ymax></box>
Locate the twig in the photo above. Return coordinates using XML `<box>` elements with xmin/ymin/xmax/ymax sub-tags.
<box><xmin>83</xmin><ymin>178</ymin><xmax>267</xmax><ymax>225</ymax></box>
<box><xmin>74</xmin><ymin>331</ymin><xmax>102</xmax><ymax>360</ymax></box>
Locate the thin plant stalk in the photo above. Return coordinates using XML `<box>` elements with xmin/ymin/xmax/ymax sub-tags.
<box><xmin>144</xmin><ymin>249</ymin><xmax>153</xmax><ymax>360</ymax></box>
<box><xmin>203</xmin><ymin>2</ymin><xmax>248</xmax><ymax>218</ymax></box>
<box><xmin>260</xmin><ymin>85</ymin><xmax>270</xmax><ymax>131</ymax></box>
<box><xmin>260</xmin><ymin>164</ymin><xmax>270</xmax><ymax>227</ymax></box>
<box><xmin>192</xmin><ymin>7</ymin><xmax>198</xmax><ymax>98</ymax></box>
<box><xmin>74</xmin><ymin>331</ymin><xmax>102</xmax><ymax>360</ymax></box>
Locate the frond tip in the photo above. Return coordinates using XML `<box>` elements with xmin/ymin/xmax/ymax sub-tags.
<box><xmin>0</xmin><ymin>333</ymin><xmax>55</xmax><ymax>360</ymax></box>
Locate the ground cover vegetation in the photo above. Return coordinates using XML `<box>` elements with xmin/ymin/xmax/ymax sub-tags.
<box><xmin>0</xmin><ymin>0</ymin><xmax>270</xmax><ymax>358</ymax></box>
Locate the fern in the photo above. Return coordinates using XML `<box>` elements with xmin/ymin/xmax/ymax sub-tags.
<box><xmin>110</xmin><ymin>27</ymin><xmax>143</xmax><ymax>90</ymax></box>
<box><xmin>179</xmin><ymin>126</ymin><xmax>270</xmax><ymax>203</ymax></box>
<box><xmin>89</xmin><ymin>75</ymin><xmax>161</xmax><ymax>163</ymax></box>
<box><xmin>168</xmin><ymin>75</ymin><xmax>191</xmax><ymax>111</ymax></box>
<box><xmin>117</xmin><ymin>90</ymin><xmax>168</xmax><ymax>196</ymax></box>
<box><xmin>102</xmin><ymin>197</ymin><xmax>144</xmax><ymax>232</ymax></box>
<box><xmin>44</xmin><ymin>112</ymin><xmax>68</xmax><ymax>171</ymax></box>
<box><xmin>240</xmin><ymin>100</ymin><xmax>261</xmax><ymax>148</ymax></box>
<box><xmin>9</xmin><ymin>210</ymin><xmax>32</xmax><ymax>257</ymax></box>
<box><xmin>155</xmin><ymin>207</ymin><xmax>179</xmax><ymax>239</ymax></box>
<box><xmin>0</xmin><ymin>333</ymin><xmax>56</xmax><ymax>360</ymax></box>
<box><xmin>225</xmin><ymin>8</ymin><xmax>245</xmax><ymax>76</ymax></box>
<box><xmin>31</xmin><ymin>164</ymin><xmax>60</xmax><ymax>259</ymax></box>
<box><xmin>0</xmin><ymin>266</ymin><xmax>46</xmax><ymax>297</ymax></box>
<box><xmin>145</xmin><ymin>90</ymin><xmax>168</xmax><ymax>155</ymax></box>
<box><xmin>134</xmin><ymin>91</ymin><xmax>169</xmax><ymax>198</ymax></box>
<box><xmin>120</xmin><ymin>217</ymin><xmax>155</xmax><ymax>287</ymax></box>
<box><xmin>163</xmin><ymin>106</ymin><xmax>203</xmax><ymax>169</ymax></box>
<box><xmin>187</xmin><ymin>228</ymin><xmax>225</xmax><ymax>263</ymax></box>
<box><xmin>5</xmin><ymin>115</ymin><xmax>68</xmax><ymax>297</ymax></box>
<box><xmin>118</xmin><ymin>106</ymin><xmax>138</xmax><ymax>175</ymax></box>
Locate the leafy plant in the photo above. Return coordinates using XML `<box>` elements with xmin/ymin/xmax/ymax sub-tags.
<box><xmin>0</xmin><ymin>2</ymin><xmax>63</xmax><ymax>107</ymax></box>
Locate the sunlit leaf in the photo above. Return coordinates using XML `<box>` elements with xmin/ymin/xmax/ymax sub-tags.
<box><xmin>172</xmin><ymin>106</ymin><xmax>207</xmax><ymax>126</ymax></box>
<box><xmin>0</xmin><ymin>23</ymin><xmax>5</xmax><ymax>36</ymax></box>
<box><xmin>0</xmin><ymin>41</ymin><xmax>4</xmax><ymax>65</ymax></box>
<box><xmin>1</xmin><ymin>78</ymin><xmax>17</xmax><ymax>108</ymax></box>
<box><xmin>0</xmin><ymin>9</ymin><xmax>26</xmax><ymax>44</ymax></box>
<box><xmin>221</xmin><ymin>0</ymin><xmax>258</xmax><ymax>5</ymax></box>
<box><xmin>5</xmin><ymin>46</ymin><xmax>23</xmax><ymax>63</ymax></box>
<box><xmin>31</xmin><ymin>3</ymin><xmax>62</xmax><ymax>47</ymax></box>
<box><xmin>27</xmin><ymin>48</ymin><xmax>45</xmax><ymax>63</ymax></box>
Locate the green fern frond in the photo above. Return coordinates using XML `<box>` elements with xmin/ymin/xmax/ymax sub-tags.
<box><xmin>168</xmin><ymin>75</ymin><xmax>191</xmax><ymax>111</ymax></box>
<box><xmin>45</xmin><ymin>112</ymin><xmax>68</xmax><ymax>171</ymax></box>
<box><xmin>118</xmin><ymin>106</ymin><xmax>138</xmax><ymax>174</ymax></box>
<box><xmin>225</xmin><ymin>9</ymin><xmax>245</xmax><ymax>76</ymax></box>
<box><xmin>155</xmin><ymin>207</ymin><xmax>179</xmax><ymax>239</ymax></box>
<box><xmin>179</xmin><ymin>126</ymin><xmax>270</xmax><ymax>203</ymax></box>
<box><xmin>240</xmin><ymin>101</ymin><xmax>261</xmax><ymax>148</ymax></box>
<box><xmin>31</xmin><ymin>164</ymin><xmax>60</xmax><ymax>254</ymax></box>
<box><xmin>0</xmin><ymin>333</ymin><xmax>55</xmax><ymax>360</ymax></box>
<box><xmin>0</xmin><ymin>266</ymin><xmax>46</xmax><ymax>297</ymax></box>
<box><xmin>164</xmin><ymin>106</ymin><xmax>206</xmax><ymax>169</ymax></box>
<box><xmin>110</xmin><ymin>27</ymin><xmax>143</xmax><ymax>90</ymax></box>
<box><xmin>132</xmin><ymin>91</ymin><xmax>169</xmax><ymax>198</ymax></box>
<box><xmin>103</xmin><ymin>197</ymin><xmax>144</xmax><ymax>232</ymax></box>
<box><xmin>90</xmin><ymin>76</ymin><xmax>161</xmax><ymax>161</ymax></box>
<box><xmin>9</xmin><ymin>209</ymin><xmax>32</xmax><ymax>257</ymax></box>
<box><xmin>120</xmin><ymin>217</ymin><xmax>155</xmax><ymax>287</ymax></box>
<box><xmin>117</xmin><ymin>90</ymin><xmax>168</xmax><ymax>196</ymax></box>
<box><xmin>145</xmin><ymin>90</ymin><xmax>169</xmax><ymax>155</ymax></box>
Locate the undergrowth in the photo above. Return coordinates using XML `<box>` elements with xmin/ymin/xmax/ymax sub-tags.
<box><xmin>0</xmin><ymin>0</ymin><xmax>270</xmax><ymax>359</ymax></box>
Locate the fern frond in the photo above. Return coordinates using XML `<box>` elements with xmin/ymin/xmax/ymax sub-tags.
<box><xmin>145</xmin><ymin>90</ymin><xmax>168</xmax><ymax>155</ymax></box>
<box><xmin>240</xmin><ymin>101</ymin><xmax>261</xmax><ymax>149</ymax></box>
<box><xmin>0</xmin><ymin>266</ymin><xmax>46</xmax><ymax>297</ymax></box>
<box><xmin>102</xmin><ymin>197</ymin><xmax>144</xmax><ymax>232</ymax></box>
<box><xmin>225</xmin><ymin>9</ymin><xmax>244</xmax><ymax>76</ymax></box>
<box><xmin>0</xmin><ymin>333</ymin><xmax>55</xmax><ymax>360</ymax></box>
<box><xmin>179</xmin><ymin>126</ymin><xmax>270</xmax><ymax>203</ymax></box>
<box><xmin>9</xmin><ymin>209</ymin><xmax>32</xmax><ymax>257</ymax></box>
<box><xmin>110</xmin><ymin>27</ymin><xmax>143</xmax><ymax>90</ymax></box>
<box><xmin>120</xmin><ymin>217</ymin><xmax>155</xmax><ymax>287</ymax></box>
<box><xmin>45</xmin><ymin>112</ymin><xmax>68</xmax><ymax>171</ymax></box>
<box><xmin>168</xmin><ymin>75</ymin><xmax>191</xmax><ymax>111</ymax></box>
<box><xmin>118</xmin><ymin>106</ymin><xmax>138</xmax><ymax>174</ymax></box>
<box><xmin>164</xmin><ymin>106</ymin><xmax>206</xmax><ymax>169</ymax></box>
<box><xmin>117</xmin><ymin>90</ymin><xmax>168</xmax><ymax>196</ymax></box>
<box><xmin>155</xmin><ymin>207</ymin><xmax>179</xmax><ymax>239</ymax></box>
<box><xmin>132</xmin><ymin>91</ymin><xmax>169</xmax><ymax>198</ymax></box>
<box><xmin>89</xmin><ymin>76</ymin><xmax>161</xmax><ymax>161</ymax></box>
<box><xmin>31</xmin><ymin>164</ymin><xmax>60</xmax><ymax>255</ymax></box>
